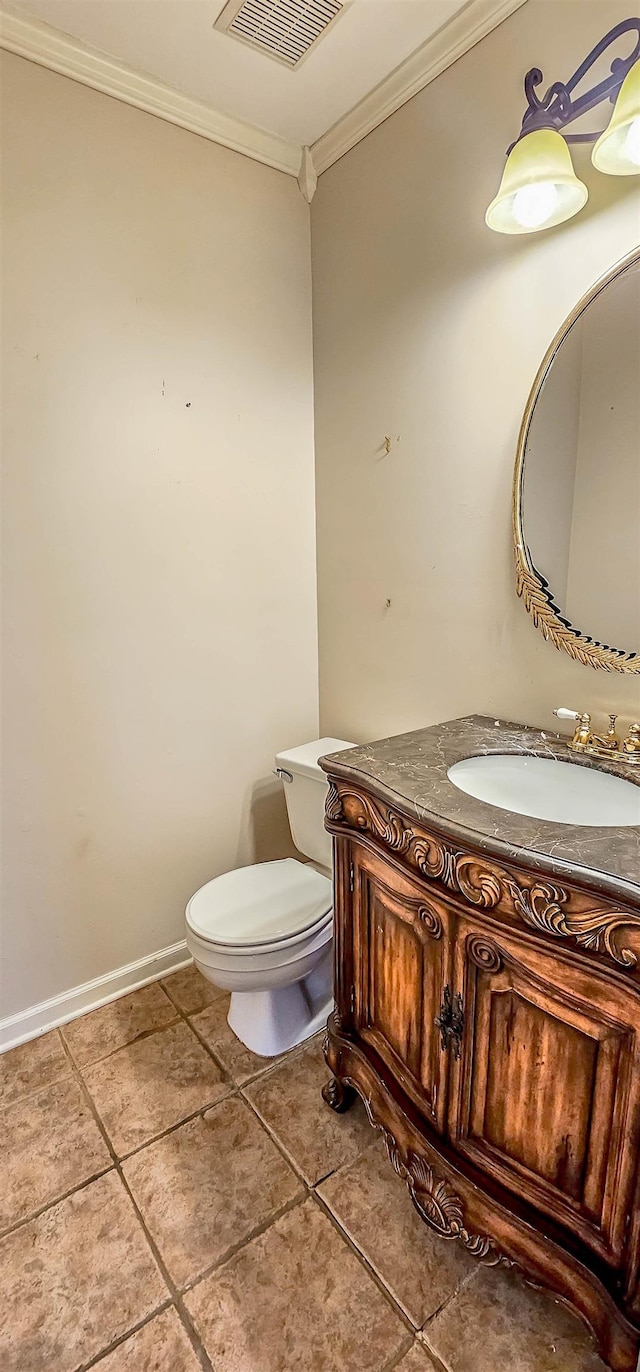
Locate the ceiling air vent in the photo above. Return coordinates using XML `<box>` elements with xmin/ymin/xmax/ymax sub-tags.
<box><xmin>214</xmin><ymin>0</ymin><xmax>344</xmax><ymax>68</ymax></box>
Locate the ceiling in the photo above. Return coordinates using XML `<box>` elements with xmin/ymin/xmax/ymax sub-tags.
<box><xmin>1</xmin><ymin>0</ymin><xmax>528</xmax><ymax>178</ymax></box>
<box><xmin>5</xmin><ymin>0</ymin><xmax>473</xmax><ymax>146</ymax></box>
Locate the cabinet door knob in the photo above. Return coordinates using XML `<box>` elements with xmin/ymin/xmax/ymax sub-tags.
<box><xmin>435</xmin><ymin>985</ymin><xmax>465</xmax><ymax>1060</ymax></box>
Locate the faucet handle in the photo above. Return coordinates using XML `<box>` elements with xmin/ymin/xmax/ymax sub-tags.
<box><xmin>623</xmin><ymin>722</ymin><xmax>640</xmax><ymax>754</ymax></box>
<box><xmin>553</xmin><ymin>707</ymin><xmax>591</xmax><ymax>750</ymax></box>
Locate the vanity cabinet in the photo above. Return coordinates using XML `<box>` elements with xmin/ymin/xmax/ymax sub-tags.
<box><xmin>323</xmin><ymin>774</ymin><xmax>640</xmax><ymax>1372</ymax></box>
<box><xmin>348</xmin><ymin>844</ymin><xmax>449</xmax><ymax>1133</ymax></box>
<box><xmin>448</xmin><ymin>913</ymin><xmax>639</xmax><ymax>1268</ymax></box>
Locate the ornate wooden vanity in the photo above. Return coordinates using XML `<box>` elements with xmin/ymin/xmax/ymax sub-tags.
<box><xmin>321</xmin><ymin>718</ymin><xmax>640</xmax><ymax>1372</ymax></box>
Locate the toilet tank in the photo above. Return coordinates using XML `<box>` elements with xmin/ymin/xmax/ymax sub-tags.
<box><xmin>275</xmin><ymin>738</ymin><xmax>355</xmax><ymax>870</ymax></box>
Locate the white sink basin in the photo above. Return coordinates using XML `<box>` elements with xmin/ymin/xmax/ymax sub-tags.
<box><xmin>447</xmin><ymin>755</ymin><xmax>640</xmax><ymax>827</ymax></box>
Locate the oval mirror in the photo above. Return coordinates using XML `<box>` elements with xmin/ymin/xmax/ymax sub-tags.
<box><xmin>514</xmin><ymin>249</ymin><xmax>640</xmax><ymax>672</ymax></box>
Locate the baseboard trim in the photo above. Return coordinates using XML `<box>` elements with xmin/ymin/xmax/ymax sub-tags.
<box><xmin>0</xmin><ymin>940</ymin><xmax>192</xmax><ymax>1053</ymax></box>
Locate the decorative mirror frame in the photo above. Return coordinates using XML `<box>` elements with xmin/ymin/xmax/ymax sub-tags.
<box><xmin>513</xmin><ymin>246</ymin><xmax>640</xmax><ymax>674</ymax></box>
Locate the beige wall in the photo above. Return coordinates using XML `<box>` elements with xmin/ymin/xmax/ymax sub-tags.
<box><xmin>1</xmin><ymin>53</ymin><xmax>318</xmax><ymax>1019</ymax></box>
<box><xmin>311</xmin><ymin>0</ymin><xmax>640</xmax><ymax>746</ymax></box>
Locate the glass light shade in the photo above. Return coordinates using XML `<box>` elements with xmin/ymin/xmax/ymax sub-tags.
<box><xmin>485</xmin><ymin>128</ymin><xmax>588</xmax><ymax>234</ymax></box>
<box><xmin>592</xmin><ymin>59</ymin><xmax>640</xmax><ymax>174</ymax></box>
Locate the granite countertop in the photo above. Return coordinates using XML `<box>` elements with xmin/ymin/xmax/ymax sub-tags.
<box><xmin>321</xmin><ymin>715</ymin><xmax>640</xmax><ymax>908</ymax></box>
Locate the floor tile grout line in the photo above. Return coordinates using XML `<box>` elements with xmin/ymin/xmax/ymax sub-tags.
<box><xmin>57</xmin><ymin>1003</ymin><xmax>248</xmax><ymax>1163</ymax></box>
<box><xmin>240</xmin><ymin>1045</ymin><xmax>478</xmax><ymax>1363</ymax></box>
<box><xmin>79</xmin><ymin>1020</ymin><xmax>232</xmax><ymax>1093</ymax></box>
<box><xmin>61</xmin><ymin>995</ymin><xmax>235</xmax><ymax>1102</ymax></box>
<box><xmin>7</xmin><ymin>985</ymin><xmax>414</xmax><ymax>1366</ymax></box>
<box><xmin>239</xmin><ymin>1086</ymin><xmax>320</xmax><ymax>1191</ymax></box>
<box><xmin>416</xmin><ymin>1270</ymin><xmax>478</xmax><ymax>1372</ymax></box>
<box><xmin>0</xmin><ymin>1162</ymin><xmax>116</xmax><ymax>1242</ymax></box>
<box><xmin>56</xmin><ymin>1017</ymin><xmax>319</xmax><ymax>1371</ymax></box>
<box><xmin>57</xmin><ymin>1003</ymin><xmax>317</xmax><ymax>1175</ymax></box>
<box><xmin>0</xmin><ymin>976</ymin><xmax>197</xmax><ymax>1099</ymax></box>
<box><xmin>0</xmin><ymin>1039</ymin><xmax>74</xmax><ymax>1111</ymax></box>
<box><xmin>239</xmin><ymin>1058</ymin><xmax>424</xmax><ymax>1337</ymax></box>
<box><xmin>240</xmin><ymin>1067</ymin><xmax>372</xmax><ymax>1194</ymax></box>
<box><xmin>0</xmin><ymin>1048</ymin><xmax>253</xmax><ymax>1130</ymax></box>
<box><xmin>420</xmin><ymin>1265</ymin><xmax>479</xmax><ymax>1332</ymax></box>
<box><xmin>181</xmin><ymin>1013</ymin><xmax>244</xmax><ymax>1088</ymax></box>
<box><xmin>152</xmin><ymin>984</ymin><xmax>317</xmax><ymax>1099</ymax></box>
<box><xmin>415</xmin><ymin>1334</ymin><xmax>454</xmax><ymax>1372</ymax></box>
<box><xmin>312</xmin><ymin>1134</ymin><xmax>479</xmax><ymax>1368</ymax></box>
<box><xmin>5</xmin><ymin>1004</ymin><xmax>346</xmax><ymax>1221</ymax></box>
<box><xmin>230</xmin><ymin>1028</ymin><xmax>323</xmax><ymax>1087</ymax></box>
<box><xmin>236</xmin><ymin>1080</ymin><xmax>350</xmax><ymax>1201</ymax></box>
<box><xmin>0</xmin><ymin>976</ymin><xmax>307</xmax><ymax>1099</ymax></box>
<box><xmin>227</xmin><ymin>1079</ymin><xmax>421</xmax><ymax>1337</ymax></box>
<box><xmin>380</xmin><ymin>1334</ymin><xmax>422</xmax><ymax>1371</ymax></box>
<box><xmin>77</xmin><ymin>1298</ymin><xmax>175</xmax><ymax>1372</ymax></box>
<box><xmin>58</xmin><ymin>1028</ymin><xmax>217</xmax><ymax>1372</ymax></box>
<box><xmin>116</xmin><ymin>1166</ymin><xmax>216</xmax><ymax>1372</ymax></box>
<box><xmin>237</xmin><ymin>1053</ymin><xmax>428</xmax><ymax>1333</ymax></box>
<box><xmin>115</xmin><ymin>1089</ymin><xmax>239</xmax><ymax>1163</ymax></box>
<box><xmin>2</xmin><ymin>985</ymin><xmax>607</xmax><ymax>1372</ymax></box>
<box><xmin>311</xmin><ymin>1188</ymin><xmax>417</xmax><ymax>1337</ymax></box>
<box><xmin>178</xmin><ymin>1189</ymin><xmax>308</xmax><ymax>1298</ymax></box>
<box><xmin>4</xmin><ymin>998</ymin><xmax>484</xmax><ymax>1372</ymax></box>
<box><xmin>158</xmin><ymin>977</ymin><xmax>227</xmax><ymax>1020</ymax></box>
<box><xmin>58</xmin><ymin>1021</ymin><xmax>417</xmax><ymax>1369</ymax></box>
<box><xmin>185</xmin><ymin>1009</ymin><xmax>322</xmax><ymax>1091</ymax></box>
<box><xmin>60</xmin><ymin>1014</ymin><xmax>182</xmax><ymax>1072</ymax></box>
<box><xmin>155</xmin><ymin>983</ymin><xmax>303</xmax><ymax>1098</ymax></box>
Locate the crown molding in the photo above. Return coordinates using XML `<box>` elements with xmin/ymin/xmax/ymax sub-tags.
<box><xmin>297</xmin><ymin>145</ymin><xmax>318</xmax><ymax>203</ymax></box>
<box><xmin>0</xmin><ymin>0</ymin><xmax>528</xmax><ymax>183</ymax></box>
<box><xmin>311</xmin><ymin>0</ymin><xmax>529</xmax><ymax>174</ymax></box>
<box><xmin>0</xmin><ymin>7</ymin><xmax>302</xmax><ymax>177</ymax></box>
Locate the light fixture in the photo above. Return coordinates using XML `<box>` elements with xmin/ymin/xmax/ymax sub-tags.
<box><xmin>593</xmin><ymin>58</ymin><xmax>640</xmax><ymax>174</ymax></box>
<box><xmin>486</xmin><ymin>129</ymin><xmax>588</xmax><ymax>234</ymax></box>
<box><xmin>487</xmin><ymin>19</ymin><xmax>640</xmax><ymax>234</ymax></box>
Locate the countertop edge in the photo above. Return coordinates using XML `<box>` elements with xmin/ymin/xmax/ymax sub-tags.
<box><xmin>320</xmin><ymin>751</ymin><xmax>640</xmax><ymax>913</ymax></box>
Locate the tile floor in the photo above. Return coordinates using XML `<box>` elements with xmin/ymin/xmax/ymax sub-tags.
<box><xmin>0</xmin><ymin>964</ymin><xmax>612</xmax><ymax>1372</ymax></box>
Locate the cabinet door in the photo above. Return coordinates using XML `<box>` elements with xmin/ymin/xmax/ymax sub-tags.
<box><xmin>351</xmin><ymin>845</ymin><xmax>451</xmax><ymax>1133</ymax></box>
<box><xmin>448</xmin><ymin>916</ymin><xmax>640</xmax><ymax>1265</ymax></box>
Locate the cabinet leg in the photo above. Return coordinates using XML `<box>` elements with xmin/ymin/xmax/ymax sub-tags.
<box><xmin>322</xmin><ymin>1075</ymin><xmax>356</xmax><ymax>1114</ymax></box>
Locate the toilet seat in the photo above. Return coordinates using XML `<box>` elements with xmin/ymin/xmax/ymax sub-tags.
<box><xmin>185</xmin><ymin>858</ymin><xmax>332</xmax><ymax>949</ymax></box>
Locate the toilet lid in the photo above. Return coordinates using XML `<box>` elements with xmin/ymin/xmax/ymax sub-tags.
<box><xmin>186</xmin><ymin>859</ymin><xmax>333</xmax><ymax>947</ymax></box>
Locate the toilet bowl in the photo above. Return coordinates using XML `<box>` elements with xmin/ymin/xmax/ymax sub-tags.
<box><xmin>184</xmin><ymin>738</ymin><xmax>354</xmax><ymax>1057</ymax></box>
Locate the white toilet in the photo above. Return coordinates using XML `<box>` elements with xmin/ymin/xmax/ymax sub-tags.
<box><xmin>185</xmin><ymin>738</ymin><xmax>354</xmax><ymax>1057</ymax></box>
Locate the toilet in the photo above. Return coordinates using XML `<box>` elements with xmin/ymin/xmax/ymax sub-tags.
<box><xmin>185</xmin><ymin>738</ymin><xmax>354</xmax><ymax>1057</ymax></box>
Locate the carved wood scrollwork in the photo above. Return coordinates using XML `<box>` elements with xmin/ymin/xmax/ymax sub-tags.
<box><xmin>370</xmin><ymin>868</ymin><xmax>444</xmax><ymax>940</ymax></box>
<box><xmin>408</xmin><ymin>1154</ymin><xmax>503</xmax><ymax>1261</ymax></box>
<box><xmin>456</xmin><ymin>856</ymin><xmax>503</xmax><ymax>910</ymax></box>
<box><xmin>364</xmin><ymin>1101</ymin><xmax>508</xmax><ymax>1266</ymax></box>
<box><xmin>503</xmin><ymin>877</ymin><xmax>640</xmax><ymax>970</ymax></box>
<box><xmin>467</xmin><ymin>936</ymin><xmax>503</xmax><ymax>973</ymax></box>
<box><xmin>321</xmin><ymin>1074</ymin><xmax>355</xmax><ymax>1114</ymax></box>
<box><xmin>325</xmin><ymin>782</ymin><xmax>344</xmax><ymax>824</ymax></box>
<box><xmin>327</xmin><ymin>785</ymin><xmax>640</xmax><ymax>970</ymax></box>
<box><xmin>418</xmin><ymin>904</ymin><xmax>443</xmax><ymax>939</ymax></box>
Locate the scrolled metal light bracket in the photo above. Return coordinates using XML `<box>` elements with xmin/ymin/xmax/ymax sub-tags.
<box><xmin>511</xmin><ymin>18</ymin><xmax>640</xmax><ymax>150</ymax></box>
